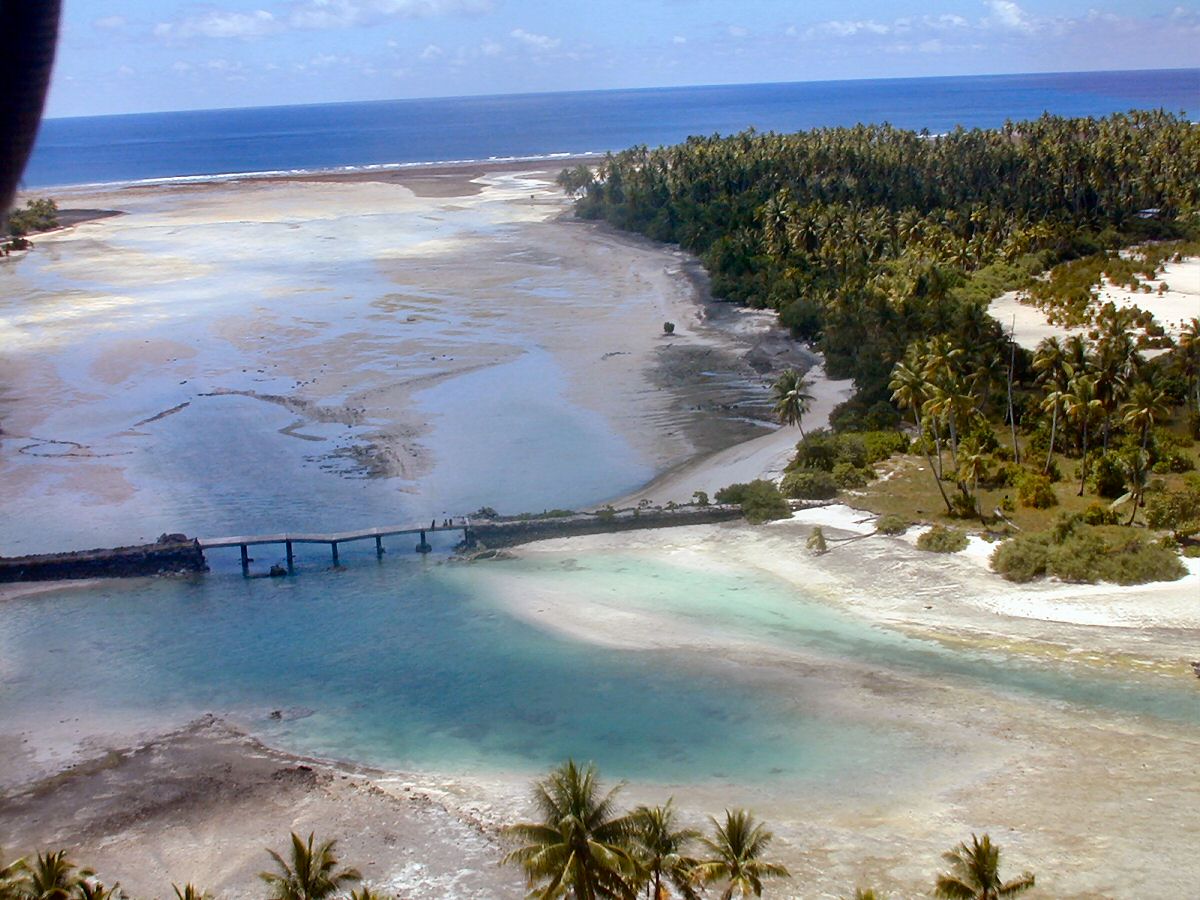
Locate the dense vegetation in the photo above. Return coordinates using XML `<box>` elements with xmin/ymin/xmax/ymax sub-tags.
<box><xmin>5</xmin><ymin>197</ymin><xmax>57</xmax><ymax>237</ymax></box>
<box><xmin>561</xmin><ymin>110</ymin><xmax>1199</xmax><ymax>406</ymax></box>
<box><xmin>565</xmin><ymin>111</ymin><xmax>1200</xmax><ymax>580</ymax></box>
<box><xmin>0</xmin><ymin>760</ymin><xmax>1035</xmax><ymax>900</ymax></box>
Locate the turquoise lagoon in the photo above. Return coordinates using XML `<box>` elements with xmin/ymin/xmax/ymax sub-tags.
<box><xmin>2</xmin><ymin>548</ymin><xmax>1195</xmax><ymax>785</ymax></box>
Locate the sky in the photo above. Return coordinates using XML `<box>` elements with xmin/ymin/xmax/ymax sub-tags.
<box><xmin>46</xmin><ymin>0</ymin><xmax>1200</xmax><ymax>117</ymax></box>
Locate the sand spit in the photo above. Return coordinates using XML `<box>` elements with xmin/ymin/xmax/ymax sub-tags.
<box><xmin>0</xmin><ymin>717</ymin><xmax>525</xmax><ymax>900</ymax></box>
<box><xmin>989</xmin><ymin>255</ymin><xmax>1199</xmax><ymax>352</ymax></box>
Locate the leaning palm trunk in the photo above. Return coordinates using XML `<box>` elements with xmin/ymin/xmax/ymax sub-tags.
<box><xmin>1043</xmin><ymin>402</ymin><xmax>1058</xmax><ymax>475</ymax></box>
<box><xmin>921</xmin><ymin>420</ymin><xmax>954</xmax><ymax>515</ymax></box>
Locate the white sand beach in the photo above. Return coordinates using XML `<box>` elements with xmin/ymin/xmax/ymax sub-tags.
<box><xmin>990</xmin><ymin>255</ymin><xmax>1199</xmax><ymax>351</ymax></box>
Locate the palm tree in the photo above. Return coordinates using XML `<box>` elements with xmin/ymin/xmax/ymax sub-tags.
<box><xmin>348</xmin><ymin>889</ymin><xmax>389</xmax><ymax>900</ymax></box>
<box><xmin>771</xmin><ymin>370</ymin><xmax>814</xmax><ymax>436</ymax></box>
<box><xmin>629</xmin><ymin>801</ymin><xmax>701</xmax><ymax>900</ymax></box>
<box><xmin>503</xmin><ymin>760</ymin><xmax>638</xmax><ymax>900</ymax></box>
<box><xmin>890</xmin><ymin>351</ymin><xmax>953</xmax><ymax>515</ymax></box>
<box><xmin>1032</xmin><ymin>336</ymin><xmax>1074</xmax><ymax>474</ymax></box>
<box><xmin>260</xmin><ymin>833</ymin><xmax>361</xmax><ymax>900</ymax></box>
<box><xmin>934</xmin><ymin>834</ymin><xmax>1034</xmax><ymax>900</ymax></box>
<box><xmin>693</xmin><ymin>810</ymin><xmax>790</xmax><ymax>899</ymax></box>
<box><xmin>74</xmin><ymin>880</ymin><xmax>120</xmax><ymax>900</ymax></box>
<box><xmin>1120</xmin><ymin>381</ymin><xmax>1170</xmax><ymax>454</ymax></box>
<box><xmin>17</xmin><ymin>851</ymin><xmax>93</xmax><ymax>900</ymax></box>
<box><xmin>172</xmin><ymin>885</ymin><xmax>211</xmax><ymax>900</ymax></box>
<box><xmin>1064</xmin><ymin>374</ymin><xmax>1102</xmax><ymax>496</ymax></box>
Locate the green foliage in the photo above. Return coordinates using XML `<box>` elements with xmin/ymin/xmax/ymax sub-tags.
<box><xmin>991</xmin><ymin>518</ymin><xmax>1186</xmax><ymax>584</ymax></box>
<box><xmin>934</xmin><ymin>833</ymin><xmax>1034</xmax><ymax>900</ymax></box>
<box><xmin>715</xmin><ymin>480</ymin><xmax>791</xmax><ymax>522</ymax></box>
<box><xmin>572</xmin><ymin>111</ymin><xmax>1200</xmax><ymax>409</ymax></box>
<box><xmin>744</xmin><ymin>481</ymin><xmax>791</xmax><ymax>523</ymax></box>
<box><xmin>832</xmin><ymin>462</ymin><xmax>873</xmax><ymax>489</ymax></box>
<box><xmin>596</xmin><ymin>505</ymin><xmax>616</xmax><ymax>522</ymax></box>
<box><xmin>1089</xmin><ymin>452</ymin><xmax>1127</xmax><ymax>499</ymax></box>
<box><xmin>260</xmin><ymin>833</ymin><xmax>360</xmax><ymax>900</ymax></box>
<box><xmin>807</xmin><ymin>526</ymin><xmax>828</xmax><ymax>553</ymax></box>
<box><xmin>692</xmin><ymin>490</ymin><xmax>710</xmax><ymax>506</ymax></box>
<box><xmin>789</xmin><ymin>429</ymin><xmax>840</xmax><ymax>471</ymax></box>
<box><xmin>693</xmin><ymin>810</ymin><xmax>791</xmax><ymax>899</ymax></box>
<box><xmin>990</xmin><ymin>534</ymin><xmax>1051</xmax><ymax>582</ymax></box>
<box><xmin>1145</xmin><ymin>486</ymin><xmax>1200</xmax><ymax>541</ymax></box>
<box><xmin>1015</xmin><ymin>471</ymin><xmax>1057</xmax><ymax>509</ymax></box>
<box><xmin>916</xmin><ymin>526</ymin><xmax>969</xmax><ymax>553</ymax></box>
<box><xmin>780</xmin><ymin>470</ymin><xmax>838</xmax><ymax>500</ymax></box>
<box><xmin>503</xmin><ymin>760</ymin><xmax>638</xmax><ymax>898</ymax></box>
<box><xmin>860</xmin><ymin>430</ymin><xmax>909</xmax><ymax>463</ymax></box>
<box><xmin>6</xmin><ymin>198</ymin><xmax>58</xmax><ymax>237</ymax></box>
<box><xmin>1081</xmin><ymin>502</ymin><xmax>1119</xmax><ymax>526</ymax></box>
<box><xmin>875</xmin><ymin>513</ymin><xmax>909</xmax><ymax>535</ymax></box>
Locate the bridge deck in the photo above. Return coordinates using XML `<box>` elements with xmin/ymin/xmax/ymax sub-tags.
<box><xmin>199</xmin><ymin>523</ymin><xmax>465</xmax><ymax>550</ymax></box>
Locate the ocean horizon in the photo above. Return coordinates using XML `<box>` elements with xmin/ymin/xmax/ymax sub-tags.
<box><xmin>23</xmin><ymin>67</ymin><xmax>1199</xmax><ymax>190</ymax></box>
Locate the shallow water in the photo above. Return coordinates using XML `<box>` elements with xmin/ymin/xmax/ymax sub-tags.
<box><xmin>1</xmin><ymin>550</ymin><xmax>1194</xmax><ymax>787</ymax></box>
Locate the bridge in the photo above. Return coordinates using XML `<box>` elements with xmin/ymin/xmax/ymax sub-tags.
<box><xmin>199</xmin><ymin>519</ymin><xmax>470</xmax><ymax>576</ymax></box>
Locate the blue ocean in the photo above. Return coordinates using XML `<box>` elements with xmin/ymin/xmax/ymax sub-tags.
<box><xmin>23</xmin><ymin>68</ymin><xmax>1199</xmax><ymax>189</ymax></box>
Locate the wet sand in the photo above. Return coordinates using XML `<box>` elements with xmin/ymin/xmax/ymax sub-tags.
<box><xmin>1</xmin><ymin>164</ymin><xmax>802</xmax><ymax>554</ymax></box>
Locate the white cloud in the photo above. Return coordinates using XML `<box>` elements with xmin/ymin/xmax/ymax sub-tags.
<box><xmin>480</xmin><ymin>38</ymin><xmax>503</xmax><ymax>56</ymax></box>
<box><xmin>155</xmin><ymin>0</ymin><xmax>491</xmax><ymax>40</ymax></box>
<box><xmin>288</xmin><ymin>0</ymin><xmax>492</xmax><ymax>29</ymax></box>
<box><xmin>985</xmin><ymin>0</ymin><xmax>1036</xmax><ymax>33</ymax></box>
<box><xmin>155</xmin><ymin>10</ymin><xmax>279</xmax><ymax>40</ymax></box>
<box><xmin>672</xmin><ymin>35</ymin><xmax>687</xmax><ymax>44</ymax></box>
<box><xmin>93</xmin><ymin>15</ymin><xmax>127</xmax><ymax>30</ymax></box>
<box><xmin>727</xmin><ymin>24</ymin><xmax>748</xmax><ymax>38</ymax></box>
<box><xmin>116</xmin><ymin>64</ymin><xmax>136</xmax><ymax>76</ymax></box>
<box><xmin>420</xmin><ymin>43</ymin><xmax>444</xmax><ymax>59</ymax></box>
<box><xmin>171</xmin><ymin>60</ymin><xmax>193</xmax><ymax>73</ymax></box>
<box><xmin>811</xmin><ymin>19</ymin><xmax>891</xmax><ymax>37</ymax></box>
<box><xmin>510</xmin><ymin>28</ymin><xmax>560</xmax><ymax>50</ymax></box>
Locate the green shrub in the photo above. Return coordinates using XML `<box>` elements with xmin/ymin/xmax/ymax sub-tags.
<box><xmin>1089</xmin><ymin>452</ymin><xmax>1127</xmax><ymax>499</ymax></box>
<box><xmin>788</xmin><ymin>429</ymin><xmax>839</xmax><ymax>471</ymax></box>
<box><xmin>740</xmin><ymin>480</ymin><xmax>791</xmax><ymax>524</ymax></box>
<box><xmin>861</xmin><ymin>430</ymin><xmax>909</xmax><ymax>463</ymax></box>
<box><xmin>596</xmin><ymin>505</ymin><xmax>616</xmax><ymax>522</ymax></box>
<box><xmin>806</xmin><ymin>526</ymin><xmax>828</xmax><ymax>553</ymax></box>
<box><xmin>1145</xmin><ymin>488</ymin><xmax>1200</xmax><ymax>541</ymax></box>
<box><xmin>6</xmin><ymin>197</ymin><xmax>58</xmax><ymax>237</ymax></box>
<box><xmin>832</xmin><ymin>462</ymin><xmax>872</xmax><ymax>489</ymax></box>
<box><xmin>876</xmin><ymin>513</ymin><xmax>909</xmax><ymax>535</ymax></box>
<box><xmin>692</xmin><ymin>490</ymin><xmax>709</xmax><ymax>506</ymax></box>
<box><xmin>991</xmin><ymin>535</ymin><xmax>1051</xmax><ymax>582</ymax></box>
<box><xmin>917</xmin><ymin>525</ymin><xmax>969</xmax><ymax>553</ymax></box>
<box><xmin>1016</xmin><ymin>472</ymin><xmax>1058</xmax><ymax>509</ymax></box>
<box><xmin>780</xmin><ymin>469</ymin><xmax>839</xmax><ymax>500</ymax></box>
<box><xmin>1081</xmin><ymin>502</ymin><xmax>1119</xmax><ymax>526</ymax></box>
<box><xmin>994</xmin><ymin>520</ymin><xmax>1187</xmax><ymax>584</ymax></box>
<box><xmin>714</xmin><ymin>483</ymin><xmax>750</xmax><ymax>505</ymax></box>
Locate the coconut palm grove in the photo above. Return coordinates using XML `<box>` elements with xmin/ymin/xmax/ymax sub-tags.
<box><xmin>561</xmin><ymin>110</ymin><xmax>1200</xmax><ymax>579</ymax></box>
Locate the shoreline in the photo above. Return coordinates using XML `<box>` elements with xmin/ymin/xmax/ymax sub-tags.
<box><xmin>16</xmin><ymin>153</ymin><xmax>607</xmax><ymax>199</ymax></box>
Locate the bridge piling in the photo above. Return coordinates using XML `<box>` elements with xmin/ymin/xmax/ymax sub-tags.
<box><xmin>331</xmin><ymin>541</ymin><xmax>340</xmax><ymax>567</ymax></box>
<box><xmin>416</xmin><ymin>529</ymin><xmax>432</xmax><ymax>553</ymax></box>
<box><xmin>240</xmin><ymin>544</ymin><xmax>249</xmax><ymax>577</ymax></box>
<box><xmin>375</xmin><ymin>535</ymin><xmax>384</xmax><ymax>557</ymax></box>
<box><xmin>286</xmin><ymin>540</ymin><xmax>294</xmax><ymax>571</ymax></box>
